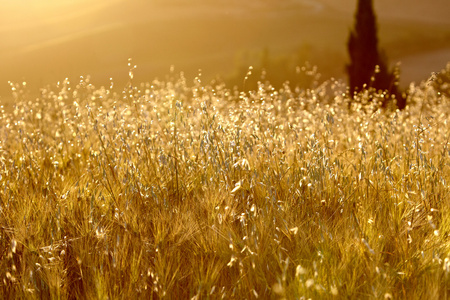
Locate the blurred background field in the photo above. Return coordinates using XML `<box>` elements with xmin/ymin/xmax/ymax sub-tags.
<box><xmin>1</xmin><ymin>0</ymin><xmax>449</xmax><ymax>103</ymax></box>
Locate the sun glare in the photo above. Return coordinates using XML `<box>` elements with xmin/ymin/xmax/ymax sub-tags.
<box><xmin>1</xmin><ymin>0</ymin><xmax>118</xmax><ymax>18</ymax></box>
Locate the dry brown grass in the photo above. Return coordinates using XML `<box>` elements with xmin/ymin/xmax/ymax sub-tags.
<box><xmin>0</xmin><ymin>67</ymin><xmax>449</xmax><ymax>299</ymax></box>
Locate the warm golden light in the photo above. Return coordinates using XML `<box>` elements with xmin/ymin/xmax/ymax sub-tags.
<box><xmin>0</xmin><ymin>1</ymin><xmax>449</xmax><ymax>299</ymax></box>
<box><xmin>0</xmin><ymin>0</ymin><xmax>449</xmax><ymax>102</ymax></box>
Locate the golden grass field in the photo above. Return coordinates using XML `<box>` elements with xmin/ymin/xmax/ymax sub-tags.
<box><xmin>1</xmin><ymin>1</ymin><xmax>450</xmax><ymax>298</ymax></box>
<box><xmin>0</xmin><ymin>62</ymin><xmax>450</xmax><ymax>298</ymax></box>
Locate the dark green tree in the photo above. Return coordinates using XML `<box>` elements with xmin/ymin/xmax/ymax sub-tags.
<box><xmin>347</xmin><ymin>0</ymin><xmax>405</xmax><ymax>108</ymax></box>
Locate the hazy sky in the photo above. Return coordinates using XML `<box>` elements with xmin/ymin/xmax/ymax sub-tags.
<box><xmin>0</xmin><ymin>0</ymin><xmax>449</xmax><ymax>100</ymax></box>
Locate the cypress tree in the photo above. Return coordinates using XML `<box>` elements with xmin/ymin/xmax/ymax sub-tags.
<box><xmin>347</xmin><ymin>0</ymin><xmax>405</xmax><ymax>108</ymax></box>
